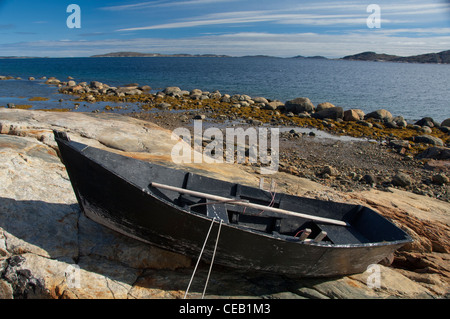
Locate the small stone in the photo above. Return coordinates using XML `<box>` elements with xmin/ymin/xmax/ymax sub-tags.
<box><xmin>356</xmin><ymin>120</ymin><xmax>373</xmax><ymax>128</ymax></box>
<box><xmin>416</xmin><ymin>147</ymin><xmax>450</xmax><ymax>160</ymax></box>
<box><xmin>252</xmin><ymin>97</ymin><xmax>269</xmax><ymax>104</ymax></box>
<box><xmin>140</xmin><ymin>85</ymin><xmax>152</xmax><ymax>91</ymax></box>
<box><xmin>316</xmin><ymin>102</ymin><xmax>335</xmax><ymax>112</ymax></box>
<box><xmin>190</xmin><ymin>88</ymin><xmax>202</xmax><ymax>95</ymax></box>
<box><xmin>264</xmin><ymin>101</ymin><xmax>284</xmax><ymax>110</ymax></box>
<box><xmin>362</xmin><ymin>174</ymin><xmax>377</xmax><ymax>185</ymax></box>
<box><xmin>125</xmin><ymin>89</ymin><xmax>143</xmax><ymax>96</ymax></box>
<box><xmin>312</xmin><ymin>106</ymin><xmax>344</xmax><ymax>120</ymax></box>
<box><xmin>397</xmin><ymin>120</ymin><xmax>408</xmax><ymax>128</ymax></box>
<box><xmin>321</xmin><ymin>165</ymin><xmax>339</xmax><ymax>177</ymax></box>
<box><xmin>420</xmin><ymin>126</ymin><xmax>432</xmax><ymax>134</ymax></box>
<box><xmin>414</xmin><ymin>135</ymin><xmax>444</xmax><ymax>146</ymax></box>
<box><xmin>389</xmin><ymin>140</ymin><xmax>411</xmax><ymax>151</ymax></box>
<box><xmin>220</xmin><ymin>95</ymin><xmax>231</xmax><ymax>103</ymax></box>
<box><xmin>284</xmin><ymin>97</ymin><xmax>315</xmax><ymax>114</ymax></box>
<box><xmin>297</xmin><ymin>112</ymin><xmax>311</xmax><ymax>118</ymax></box>
<box><xmin>432</xmin><ymin>173</ymin><xmax>449</xmax><ymax>185</ymax></box>
<box><xmin>439</xmin><ymin>126</ymin><xmax>450</xmax><ymax>134</ymax></box>
<box><xmin>384</xmin><ymin>121</ymin><xmax>398</xmax><ymax>129</ymax></box>
<box><xmin>392</xmin><ymin>173</ymin><xmax>413</xmax><ymax>187</ymax></box>
<box><xmin>364</xmin><ymin>109</ymin><xmax>393</xmax><ymax>122</ymax></box>
<box><xmin>209</xmin><ymin>91</ymin><xmax>221</xmax><ymax>99</ymax></box>
<box><xmin>157</xmin><ymin>102</ymin><xmax>171</xmax><ymax>109</ymax></box>
<box><xmin>163</xmin><ymin>87</ymin><xmax>181</xmax><ymax>96</ymax></box>
<box><xmin>90</xmin><ymin>81</ymin><xmax>103</xmax><ymax>89</ymax></box>
<box><xmin>415</xmin><ymin>117</ymin><xmax>439</xmax><ymax>128</ymax></box>
<box><xmin>373</xmin><ymin>123</ymin><xmax>383</xmax><ymax>129</ymax></box>
<box><xmin>440</xmin><ymin>118</ymin><xmax>450</xmax><ymax>127</ymax></box>
<box><xmin>343</xmin><ymin>109</ymin><xmax>363</xmax><ymax>121</ymax></box>
<box><xmin>45</xmin><ymin>78</ymin><xmax>61</xmax><ymax>85</ymax></box>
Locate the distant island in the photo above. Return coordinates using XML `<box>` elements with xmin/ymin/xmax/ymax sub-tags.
<box><xmin>90</xmin><ymin>51</ymin><xmax>329</xmax><ymax>60</ymax></box>
<box><xmin>90</xmin><ymin>50</ymin><xmax>450</xmax><ymax>64</ymax></box>
<box><xmin>90</xmin><ymin>52</ymin><xmax>231</xmax><ymax>58</ymax></box>
<box><xmin>1</xmin><ymin>50</ymin><xmax>449</xmax><ymax>64</ymax></box>
<box><xmin>292</xmin><ymin>55</ymin><xmax>328</xmax><ymax>60</ymax></box>
<box><xmin>0</xmin><ymin>56</ymin><xmax>44</xmax><ymax>59</ymax></box>
<box><xmin>342</xmin><ymin>50</ymin><xmax>450</xmax><ymax>64</ymax></box>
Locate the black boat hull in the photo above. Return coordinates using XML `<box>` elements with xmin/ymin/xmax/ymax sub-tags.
<box><xmin>54</xmin><ymin>132</ymin><xmax>411</xmax><ymax>277</ymax></box>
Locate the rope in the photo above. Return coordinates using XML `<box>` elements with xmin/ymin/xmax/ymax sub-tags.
<box><xmin>202</xmin><ymin>219</ymin><xmax>223</xmax><ymax>299</ymax></box>
<box><xmin>184</xmin><ymin>217</ymin><xmax>216</xmax><ymax>299</ymax></box>
<box><xmin>258</xmin><ymin>181</ymin><xmax>277</xmax><ymax>216</ymax></box>
<box><xmin>294</xmin><ymin>229</ymin><xmax>304</xmax><ymax>238</ymax></box>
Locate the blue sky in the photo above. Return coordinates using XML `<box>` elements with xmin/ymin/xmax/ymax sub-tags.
<box><xmin>0</xmin><ymin>0</ymin><xmax>449</xmax><ymax>57</ymax></box>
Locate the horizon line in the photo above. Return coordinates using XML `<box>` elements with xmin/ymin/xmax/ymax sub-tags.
<box><xmin>0</xmin><ymin>48</ymin><xmax>449</xmax><ymax>60</ymax></box>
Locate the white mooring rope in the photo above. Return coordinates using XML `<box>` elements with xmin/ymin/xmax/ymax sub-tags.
<box><xmin>202</xmin><ymin>219</ymin><xmax>223</xmax><ymax>299</ymax></box>
<box><xmin>184</xmin><ymin>217</ymin><xmax>222</xmax><ymax>299</ymax></box>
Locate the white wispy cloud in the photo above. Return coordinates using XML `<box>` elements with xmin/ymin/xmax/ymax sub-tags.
<box><xmin>116</xmin><ymin>1</ymin><xmax>450</xmax><ymax>32</ymax></box>
<box><xmin>117</xmin><ymin>10</ymin><xmax>371</xmax><ymax>31</ymax></box>
<box><xmin>381</xmin><ymin>2</ymin><xmax>449</xmax><ymax>13</ymax></box>
<box><xmin>374</xmin><ymin>27</ymin><xmax>450</xmax><ymax>35</ymax></box>
<box><xmin>101</xmin><ymin>0</ymin><xmax>239</xmax><ymax>11</ymax></box>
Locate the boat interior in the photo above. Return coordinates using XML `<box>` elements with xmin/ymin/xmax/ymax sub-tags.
<box><xmin>150</xmin><ymin>172</ymin><xmax>404</xmax><ymax>246</ymax></box>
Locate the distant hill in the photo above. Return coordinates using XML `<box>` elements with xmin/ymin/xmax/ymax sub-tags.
<box><xmin>90</xmin><ymin>51</ymin><xmax>230</xmax><ymax>58</ymax></box>
<box><xmin>291</xmin><ymin>55</ymin><xmax>328</xmax><ymax>60</ymax></box>
<box><xmin>1</xmin><ymin>50</ymin><xmax>449</xmax><ymax>63</ymax></box>
<box><xmin>89</xmin><ymin>51</ymin><xmax>450</xmax><ymax>63</ymax></box>
<box><xmin>342</xmin><ymin>50</ymin><xmax>450</xmax><ymax>64</ymax></box>
<box><xmin>0</xmin><ymin>56</ymin><xmax>43</xmax><ymax>59</ymax></box>
<box><xmin>91</xmin><ymin>52</ymin><xmax>328</xmax><ymax>59</ymax></box>
<box><xmin>241</xmin><ymin>55</ymin><xmax>280</xmax><ymax>58</ymax></box>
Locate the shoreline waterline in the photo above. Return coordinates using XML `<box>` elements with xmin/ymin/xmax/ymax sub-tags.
<box><xmin>1</xmin><ymin>56</ymin><xmax>449</xmax><ymax>123</ymax></box>
<box><xmin>0</xmin><ymin>75</ymin><xmax>449</xmax><ymax>154</ymax></box>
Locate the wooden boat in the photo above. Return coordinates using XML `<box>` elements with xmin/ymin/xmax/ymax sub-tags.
<box><xmin>54</xmin><ymin>130</ymin><xmax>412</xmax><ymax>277</ymax></box>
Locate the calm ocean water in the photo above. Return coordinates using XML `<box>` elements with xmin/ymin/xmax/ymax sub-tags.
<box><xmin>1</xmin><ymin>57</ymin><xmax>449</xmax><ymax>122</ymax></box>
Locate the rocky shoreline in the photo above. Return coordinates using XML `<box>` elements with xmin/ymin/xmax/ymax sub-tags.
<box><xmin>58</xmin><ymin>77</ymin><xmax>450</xmax><ymax>200</ymax></box>
<box><xmin>1</xmin><ymin>75</ymin><xmax>449</xmax><ymax>202</ymax></box>
<box><xmin>0</xmin><ymin>108</ymin><xmax>449</xmax><ymax>299</ymax></box>
<box><xmin>52</xmin><ymin>76</ymin><xmax>450</xmax><ymax>143</ymax></box>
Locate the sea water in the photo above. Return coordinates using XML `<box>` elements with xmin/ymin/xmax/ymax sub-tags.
<box><xmin>1</xmin><ymin>57</ymin><xmax>449</xmax><ymax>122</ymax></box>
